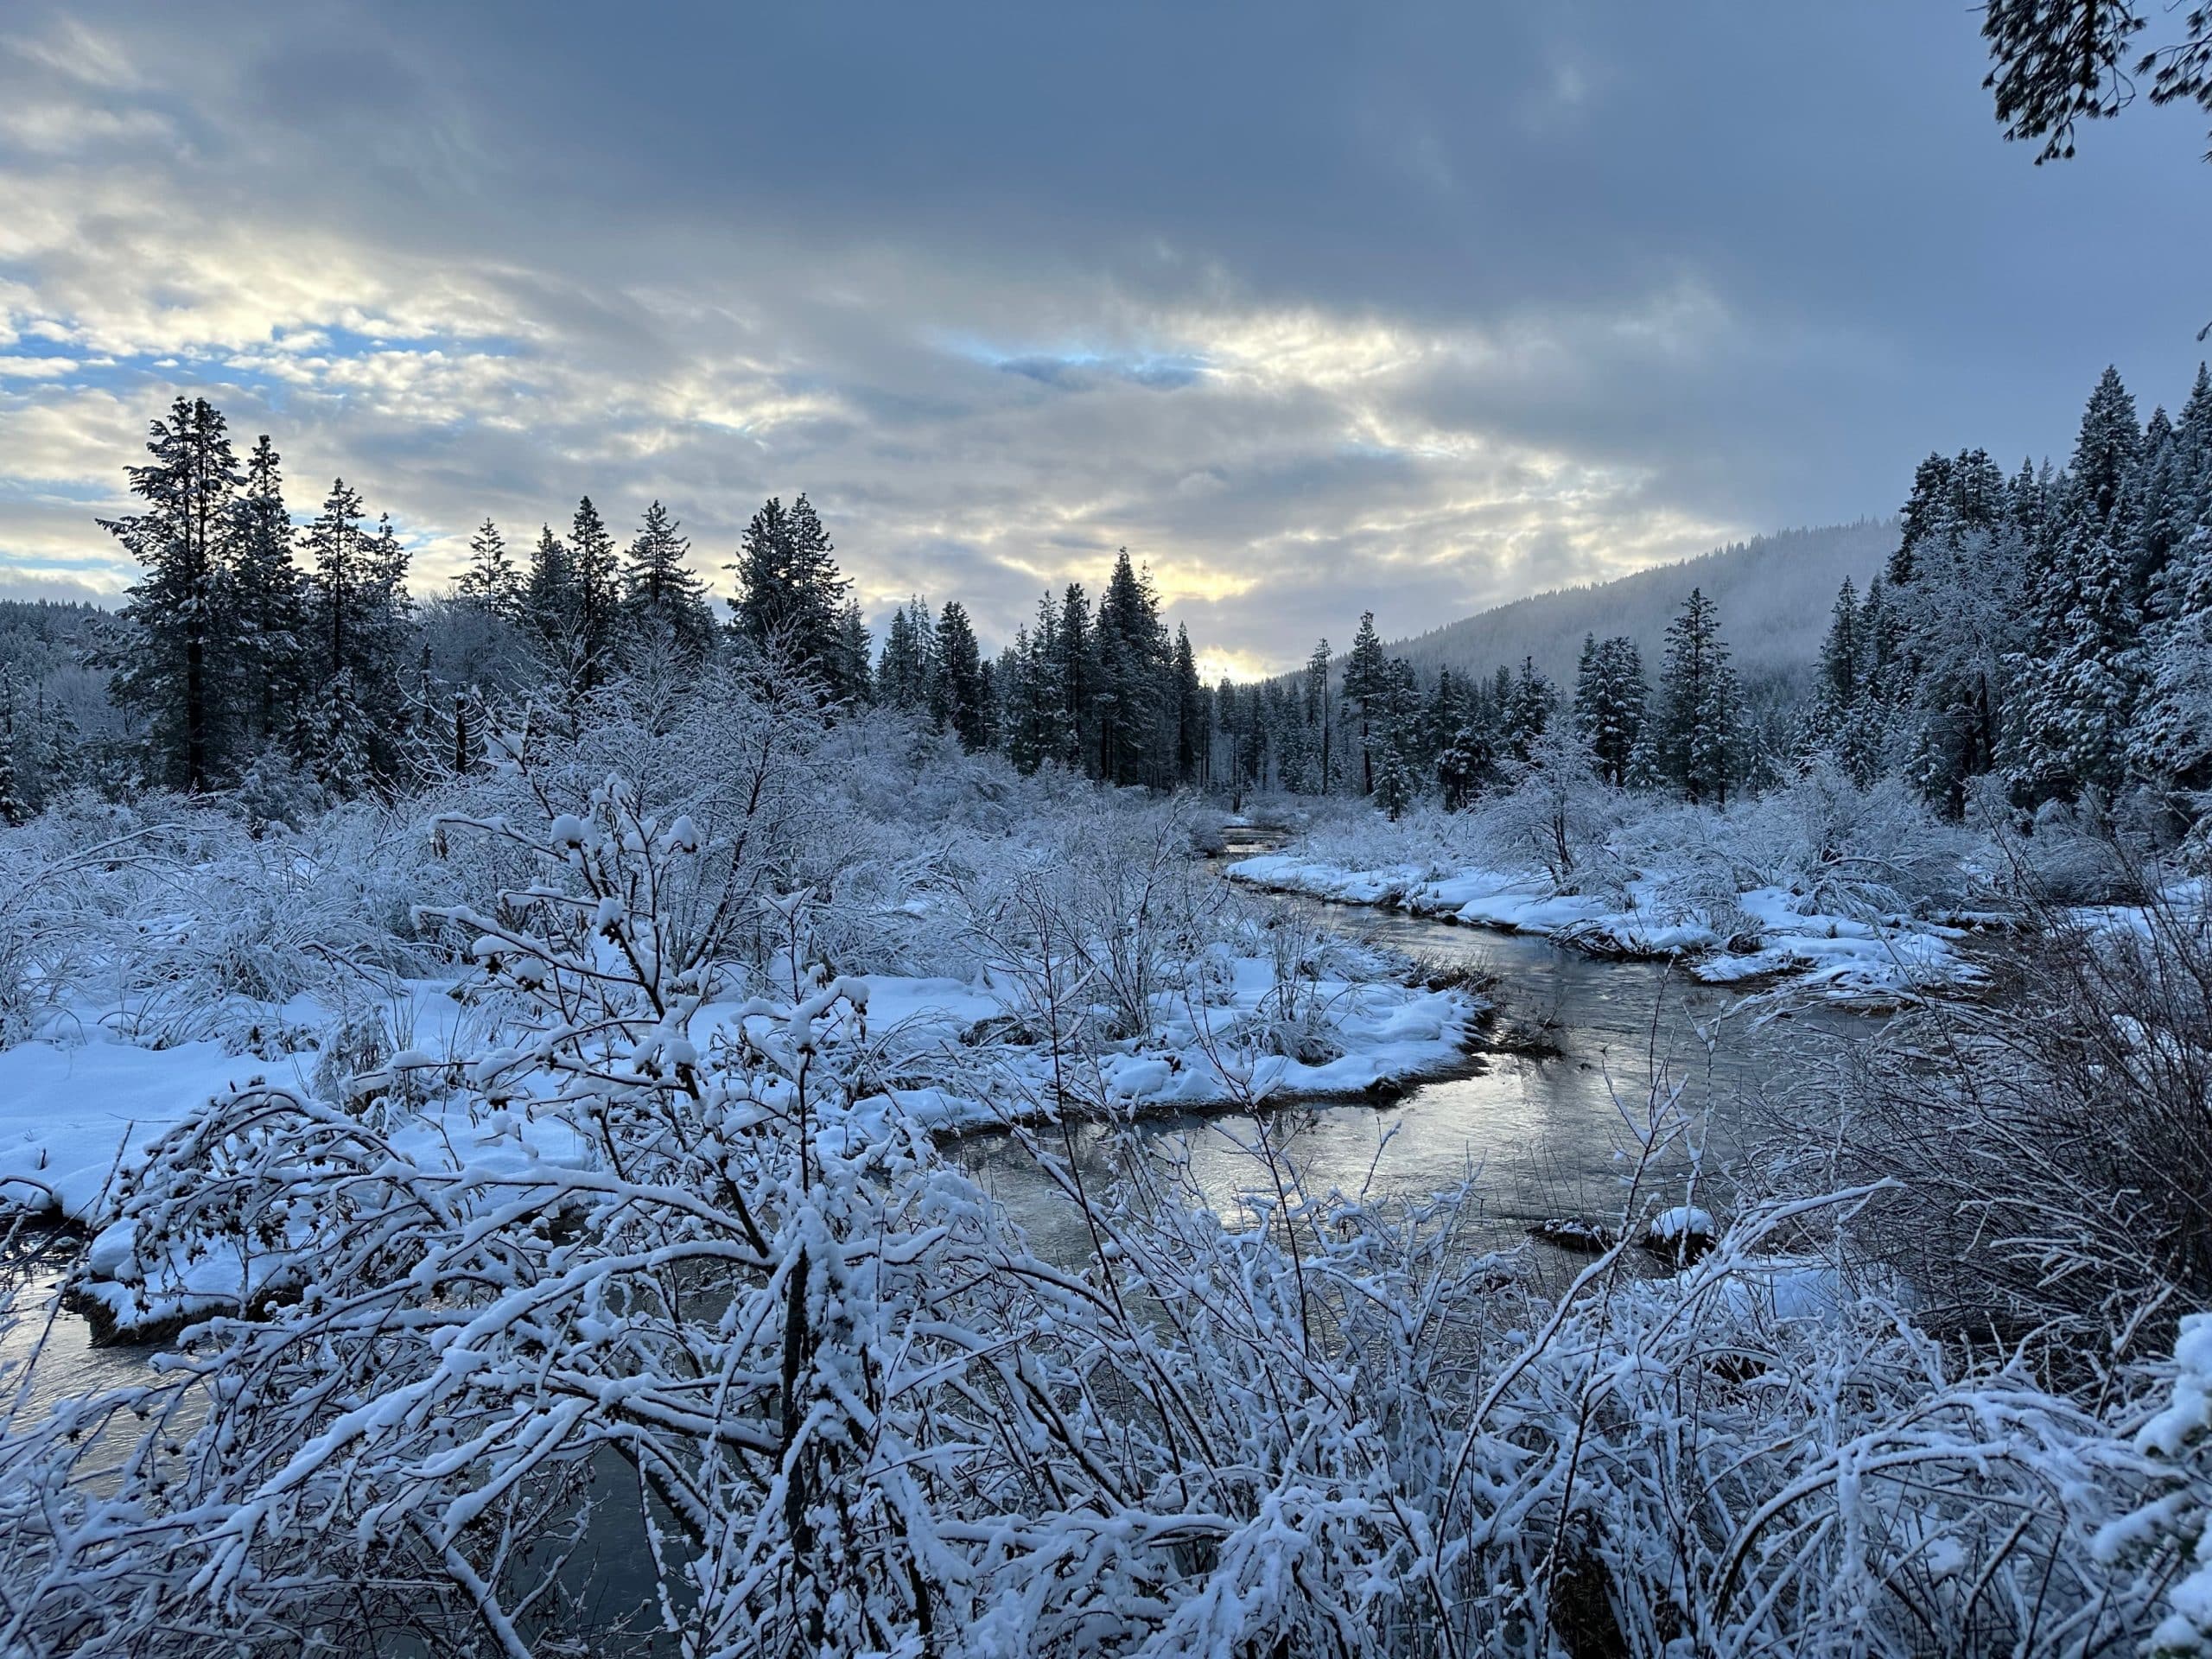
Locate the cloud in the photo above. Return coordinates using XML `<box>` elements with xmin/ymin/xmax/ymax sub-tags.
<box><xmin>0</xmin><ymin>1</ymin><xmax>2209</xmax><ymax>670</ymax></box>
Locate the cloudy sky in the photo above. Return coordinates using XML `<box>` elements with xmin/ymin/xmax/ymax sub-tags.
<box><xmin>3</xmin><ymin>2</ymin><xmax>2209</xmax><ymax>675</ymax></box>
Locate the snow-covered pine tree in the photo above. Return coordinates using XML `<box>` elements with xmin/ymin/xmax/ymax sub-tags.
<box><xmin>1093</xmin><ymin>550</ymin><xmax>1166</xmax><ymax>787</ymax></box>
<box><xmin>876</xmin><ymin>596</ymin><xmax>934</xmax><ymax>713</ymax></box>
<box><xmin>229</xmin><ymin>435</ymin><xmax>304</xmax><ymax>750</ymax></box>
<box><xmin>1369</xmin><ymin>659</ymin><xmax>1423</xmax><ymax>819</ymax></box>
<box><xmin>1343</xmin><ymin>611</ymin><xmax>1386</xmax><ymax>795</ymax></box>
<box><xmin>101</xmin><ymin>395</ymin><xmax>245</xmax><ymax>792</ymax></box>
<box><xmin>1173</xmin><ymin>624</ymin><xmax>1205</xmax><ymax>786</ymax></box>
<box><xmin>1573</xmin><ymin>632</ymin><xmax>1646</xmax><ymax>788</ymax></box>
<box><xmin>1503</xmin><ymin>655</ymin><xmax>1554</xmax><ymax>764</ymax></box>
<box><xmin>2132</xmin><ymin>369</ymin><xmax>2212</xmax><ymax>791</ymax></box>
<box><xmin>1303</xmin><ymin>638</ymin><xmax>1333</xmax><ymax>794</ymax></box>
<box><xmin>2011</xmin><ymin>366</ymin><xmax>2149</xmax><ymax>803</ymax></box>
<box><xmin>1887</xmin><ymin>524</ymin><xmax>2032</xmax><ymax>812</ymax></box>
<box><xmin>32</xmin><ymin>685</ymin><xmax>76</xmax><ymax>809</ymax></box>
<box><xmin>298</xmin><ymin>483</ymin><xmax>412</xmax><ymax>792</ymax></box>
<box><xmin>567</xmin><ymin>496</ymin><xmax>621</xmax><ymax>689</ymax></box>
<box><xmin>833</xmin><ymin>601</ymin><xmax>874</xmax><ymax>705</ymax></box>
<box><xmin>0</xmin><ymin>667</ymin><xmax>25</xmax><ymax>826</ymax></box>
<box><xmin>1891</xmin><ymin>448</ymin><xmax>2006</xmax><ymax>587</ymax></box>
<box><xmin>1657</xmin><ymin>587</ymin><xmax>1741</xmax><ymax>806</ymax></box>
<box><xmin>455</xmin><ymin>517</ymin><xmax>520</xmax><ymax>615</ymax></box>
<box><xmin>522</xmin><ymin>523</ymin><xmax>575</xmax><ymax>648</ymax></box>
<box><xmin>1001</xmin><ymin>593</ymin><xmax>1069</xmax><ymax>774</ymax></box>
<box><xmin>1053</xmin><ymin>582</ymin><xmax>1093</xmax><ymax>772</ymax></box>
<box><xmin>1431</xmin><ymin>667</ymin><xmax>1494</xmax><ymax>809</ymax></box>
<box><xmin>301</xmin><ymin>477</ymin><xmax>369</xmax><ymax>761</ymax></box>
<box><xmin>1372</xmin><ymin>732</ymin><xmax>1416</xmax><ymax>820</ymax></box>
<box><xmin>2131</xmin><ymin>405</ymin><xmax>2188</xmax><ymax>614</ymax></box>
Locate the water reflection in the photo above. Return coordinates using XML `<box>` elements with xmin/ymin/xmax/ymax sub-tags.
<box><xmin>960</xmin><ymin>847</ymin><xmax>1875</xmax><ymax>1263</ymax></box>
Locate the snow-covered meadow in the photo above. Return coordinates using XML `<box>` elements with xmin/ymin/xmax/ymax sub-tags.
<box><xmin>0</xmin><ymin>691</ymin><xmax>2208</xmax><ymax>1655</ymax></box>
<box><xmin>0</xmin><ymin>686</ymin><xmax>1475</xmax><ymax>1255</ymax></box>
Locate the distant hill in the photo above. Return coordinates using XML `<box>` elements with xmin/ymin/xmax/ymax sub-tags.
<box><xmin>0</xmin><ymin>598</ymin><xmax>125</xmax><ymax>735</ymax></box>
<box><xmin>1391</xmin><ymin>519</ymin><xmax>1897</xmax><ymax>696</ymax></box>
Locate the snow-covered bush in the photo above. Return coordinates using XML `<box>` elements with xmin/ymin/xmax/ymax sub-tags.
<box><xmin>1796</xmin><ymin>884</ymin><xmax>2212</xmax><ymax>1377</ymax></box>
<box><xmin>1460</xmin><ymin>728</ymin><xmax>1630</xmax><ymax>893</ymax></box>
<box><xmin>2100</xmin><ymin>1314</ymin><xmax>2212</xmax><ymax>1656</ymax></box>
<box><xmin>0</xmin><ymin>789</ymin><xmax>449</xmax><ymax>1051</ymax></box>
<box><xmin>1733</xmin><ymin>760</ymin><xmax>1983</xmax><ymax>918</ymax></box>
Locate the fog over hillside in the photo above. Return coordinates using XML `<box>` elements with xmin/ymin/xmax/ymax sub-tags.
<box><xmin>1389</xmin><ymin>519</ymin><xmax>1897</xmax><ymax>693</ymax></box>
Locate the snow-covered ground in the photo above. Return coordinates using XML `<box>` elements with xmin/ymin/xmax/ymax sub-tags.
<box><xmin>1227</xmin><ymin>848</ymin><xmax>1976</xmax><ymax>1001</ymax></box>
<box><xmin>0</xmin><ymin>959</ymin><xmax>1476</xmax><ymax>1233</ymax></box>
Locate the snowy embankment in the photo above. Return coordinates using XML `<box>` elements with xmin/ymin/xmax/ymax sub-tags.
<box><xmin>1227</xmin><ymin>849</ymin><xmax>1974</xmax><ymax>1001</ymax></box>
<box><xmin>13</xmin><ymin>962</ymin><xmax>1474</xmax><ymax>1338</ymax></box>
<box><xmin>0</xmin><ymin>961</ymin><xmax>1477</xmax><ymax>1232</ymax></box>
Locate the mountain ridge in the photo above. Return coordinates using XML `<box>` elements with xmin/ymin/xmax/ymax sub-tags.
<box><xmin>1387</xmin><ymin>518</ymin><xmax>1897</xmax><ymax>693</ymax></box>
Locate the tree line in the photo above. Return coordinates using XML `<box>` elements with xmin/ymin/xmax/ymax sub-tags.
<box><xmin>1803</xmin><ymin>363</ymin><xmax>2212</xmax><ymax>827</ymax></box>
<box><xmin>22</xmin><ymin>362</ymin><xmax>2212</xmax><ymax>834</ymax></box>
<box><xmin>8</xmin><ymin>395</ymin><xmax>1226</xmax><ymax>814</ymax></box>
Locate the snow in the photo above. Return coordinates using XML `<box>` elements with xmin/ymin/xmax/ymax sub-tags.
<box><xmin>1646</xmin><ymin>1205</ymin><xmax>1715</xmax><ymax>1244</ymax></box>
<box><xmin>0</xmin><ymin>1033</ymin><xmax>281</xmax><ymax>1222</ymax></box>
<box><xmin>0</xmin><ymin>963</ymin><xmax>1478</xmax><ymax>1236</ymax></box>
<box><xmin>1228</xmin><ymin>851</ymin><xmax>1979</xmax><ymax>1001</ymax></box>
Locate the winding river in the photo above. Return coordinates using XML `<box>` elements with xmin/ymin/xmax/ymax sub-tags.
<box><xmin>1</xmin><ymin>829</ymin><xmax>1881</xmax><ymax>1430</ymax></box>
<box><xmin>959</xmin><ymin>826</ymin><xmax>1878</xmax><ymax>1262</ymax></box>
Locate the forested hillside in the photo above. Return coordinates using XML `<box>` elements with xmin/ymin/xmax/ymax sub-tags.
<box><xmin>1390</xmin><ymin>519</ymin><xmax>1896</xmax><ymax>695</ymax></box>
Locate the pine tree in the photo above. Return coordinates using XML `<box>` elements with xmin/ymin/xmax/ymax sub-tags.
<box><xmin>569</xmin><ymin>497</ymin><xmax>621</xmax><ymax>687</ymax></box>
<box><xmin>1503</xmin><ymin>656</ymin><xmax>1554</xmax><ymax>763</ymax></box>
<box><xmin>2073</xmin><ymin>366</ymin><xmax>2143</xmax><ymax>531</ymax></box>
<box><xmin>1892</xmin><ymin>449</ymin><xmax>2006</xmax><ymax>585</ymax></box>
<box><xmin>229</xmin><ymin>434</ymin><xmax>304</xmax><ymax>749</ymax></box>
<box><xmin>1343</xmin><ymin>612</ymin><xmax>1386</xmax><ymax>795</ymax></box>
<box><xmin>1212</xmin><ymin>676</ymin><xmax>1237</xmax><ymax>798</ymax></box>
<box><xmin>1093</xmin><ymin>550</ymin><xmax>1166</xmax><ymax>786</ymax></box>
<box><xmin>303</xmin><ymin>480</ymin><xmax>370</xmax><ymax>692</ymax></box>
<box><xmin>33</xmin><ymin>686</ymin><xmax>77</xmax><ymax>810</ymax></box>
<box><xmin>456</xmin><ymin>518</ymin><xmax>520</xmax><ymax>615</ymax></box>
<box><xmin>833</xmin><ymin>601</ymin><xmax>874</xmax><ymax>705</ymax></box>
<box><xmin>2131</xmin><ymin>405</ymin><xmax>2185</xmax><ymax>613</ymax></box>
<box><xmin>1885</xmin><ymin>525</ymin><xmax>2031</xmax><ymax>810</ymax></box>
<box><xmin>300</xmin><ymin>484</ymin><xmax>411</xmax><ymax>791</ymax></box>
<box><xmin>2011</xmin><ymin>368</ymin><xmax>2150</xmax><ymax>802</ymax></box>
<box><xmin>728</xmin><ymin>493</ymin><xmax>849</xmax><ymax>690</ymax></box>
<box><xmin>523</xmin><ymin>524</ymin><xmax>575</xmax><ymax>648</ymax></box>
<box><xmin>2134</xmin><ymin>367</ymin><xmax>2212</xmax><ymax>789</ymax></box>
<box><xmin>0</xmin><ymin>668</ymin><xmax>26</xmax><ymax>826</ymax></box>
<box><xmin>1433</xmin><ymin>666</ymin><xmax>1495</xmax><ymax>810</ymax></box>
<box><xmin>620</xmin><ymin>499</ymin><xmax>714</xmax><ymax>659</ymax></box>
<box><xmin>1370</xmin><ymin>660</ymin><xmax>1423</xmax><ymax>820</ymax></box>
<box><xmin>102</xmin><ymin>396</ymin><xmax>244</xmax><ymax>791</ymax></box>
<box><xmin>1819</xmin><ymin>582</ymin><xmax>1859</xmax><ymax>708</ymax></box>
<box><xmin>1656</xmin><ymin>588</ymin><xmax>1740</xmax><ymax>806</ymax></box>
<box><xmin>1172</xmin><ymin>625</ymin><xmax>1205</xmax><ymax>787</ymax></box>
<box><xmin>1303</xmin><ymin>639</ymin><xmax>1333</xmax><ymax>793</ymax></box>
<box><xmin>1573</xmin><ymin>634</ymin><xmax>1646</xmax><ymax>788</ymax></box>
<box><xmin>931</xmin><ymin>601</ymin><xmax>987</xmax><ymax>750</ymax></box>
<box><xmin>877</xmin><ymin>597</ymin><xmax>935</xmax><ymax>713</ymax></box>
<box><xmin>1053</xmin><ymin>584</ymin><xmax>1093</xmax><ymax>772</ymax></box>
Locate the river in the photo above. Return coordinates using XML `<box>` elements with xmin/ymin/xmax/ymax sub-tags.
<box><xmin>0</xmin><ymin>832</ymin><xmax>1885</xmax><ymax>1640</ymax></box>
<box><xmin>3</xmin><ymin>831</ymin><xmax>1878</xmax><ymax>1403</ymax></box>
<box><xmin>957</xmin><ymin>826</ymin><xmax>1878</xmax><ymax>1263</ymax></box>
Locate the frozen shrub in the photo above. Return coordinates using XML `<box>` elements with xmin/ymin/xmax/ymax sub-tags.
<box><xmin>1797</xmin><ymin>887</ymin><xmax>2212</xmax><ymax>1380</ymax></box>
<box><xmin>1735</xmin><ymin>760</ymin><xmax>1982</xmax><ymax>917</ymax></box>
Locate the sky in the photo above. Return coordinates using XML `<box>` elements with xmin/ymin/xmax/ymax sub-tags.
<box><xmin>3</xmin><ymin>2</ymin><xmax>2210</xmax><ymax>677</ymax></box>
